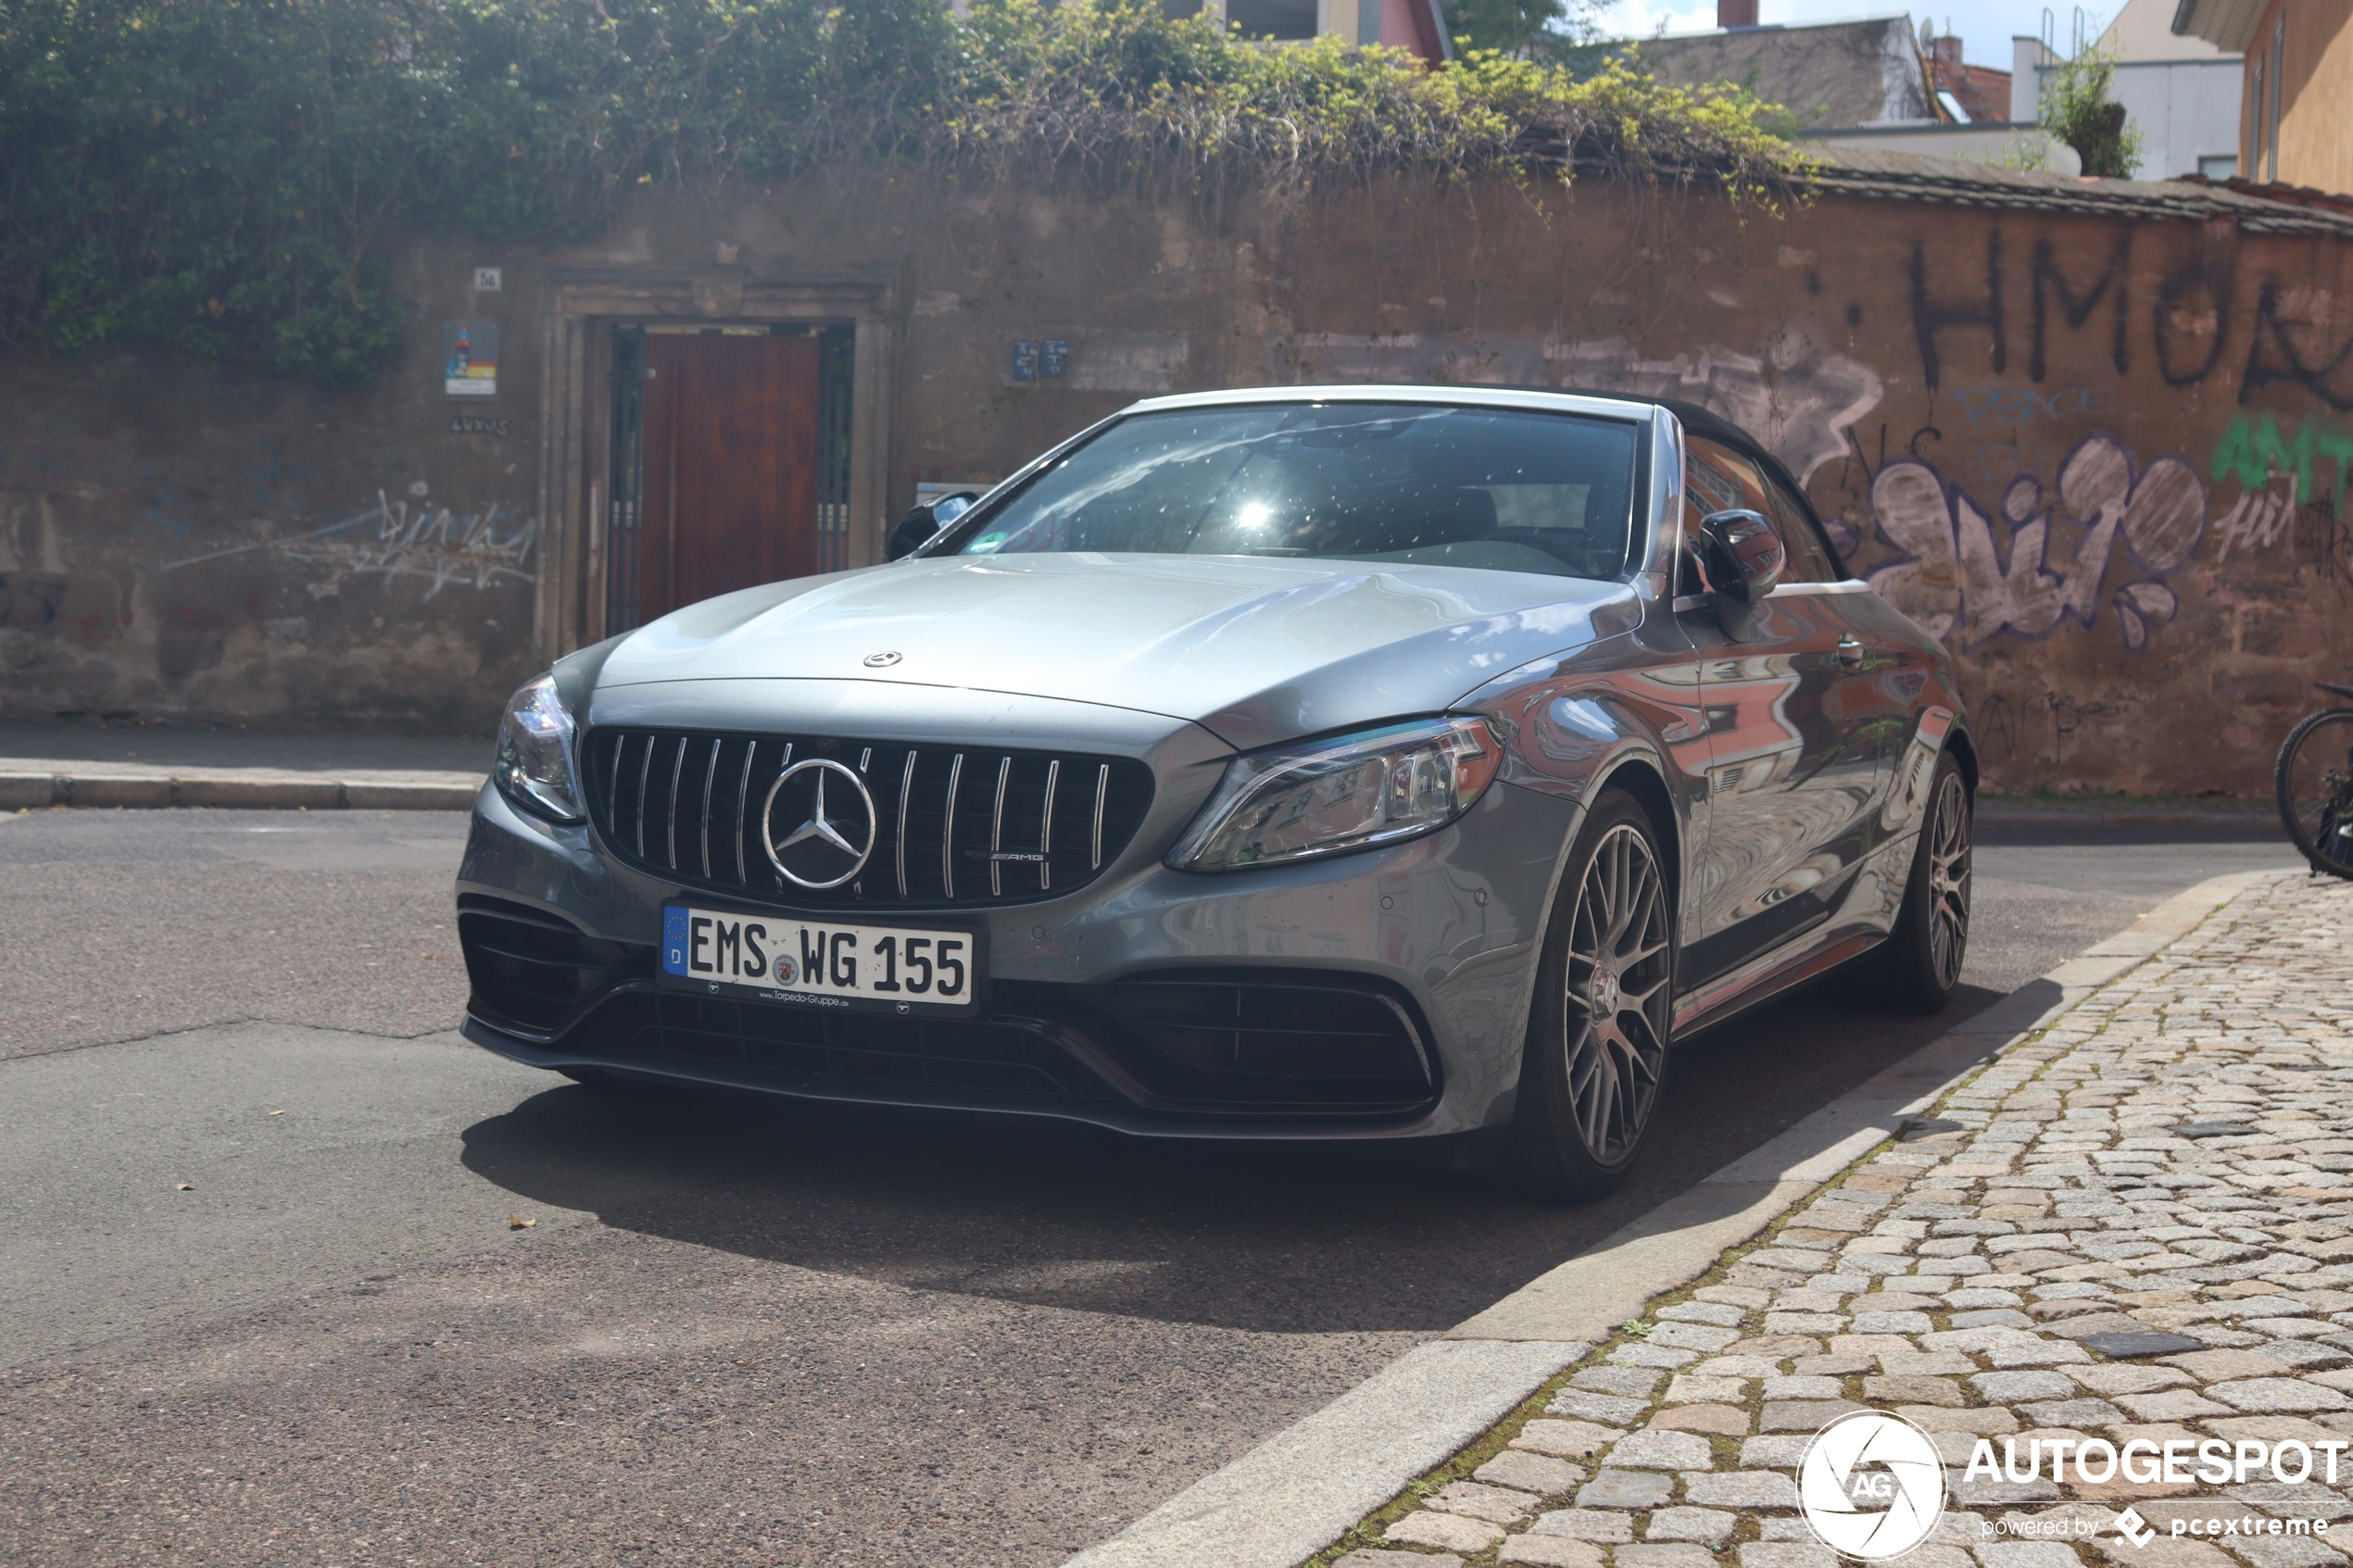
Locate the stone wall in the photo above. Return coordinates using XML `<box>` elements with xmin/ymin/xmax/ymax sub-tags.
<box><xmin>3</xmin><ymin>160</ymin><xmax>2348</xmax><ymax>796</ymax></box>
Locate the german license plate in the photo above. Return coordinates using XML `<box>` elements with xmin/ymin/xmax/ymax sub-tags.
<box><xmin>658</xmin><ymin>904</ymin><xmax>985</xmax><ymax>1017</ymax></box>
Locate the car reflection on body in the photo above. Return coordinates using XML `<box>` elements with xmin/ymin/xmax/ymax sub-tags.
<box><xmin>458</xmin><ymin>387</ymin><xmax>1972</xmax><ymax>1198</ymax></box>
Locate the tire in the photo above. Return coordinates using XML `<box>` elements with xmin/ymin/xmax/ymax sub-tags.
<box><xmin>2275</xmin><ymin>709</ymin><xmax>2353</xmax><ymax>880</ymax></box>
<box><xmin>1506</xmin><ymin>790</ymin><xmax>1675</xmax><ymax>1202</ymax></box>
<box><xmin>1870</xmin><ymin>754</ymin><xmax>1972</xmax><ymax>1014</ymax></box>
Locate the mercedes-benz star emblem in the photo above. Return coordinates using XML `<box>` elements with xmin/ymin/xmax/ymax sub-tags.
<box><xmin>862</xmin><ymin>651</ymin><xmax>902</xmax><ymax>668</ymax></box>
<box><xmin>761</xmin><ymin>759</ymin><xmax>878</xmax><ymax>890</ymax></box>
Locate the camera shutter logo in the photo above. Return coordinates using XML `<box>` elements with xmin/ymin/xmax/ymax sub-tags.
<box><xmin>1799</xmin><ymin>1411</ymin><xmax>1946</xmax><ymax>1559</ymax></box>
<box><xmin>761</xmin><ymin>759</ymin><xmax>878</xmax><ymax>889</ymax></box>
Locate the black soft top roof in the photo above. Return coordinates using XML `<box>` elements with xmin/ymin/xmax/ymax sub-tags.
<box><xmin>1548</xmin><ymin>387</ymin><xmax>1794</xmax><ymax>492</ymax></box>
<box><xmin>1451</xmin><ymin>383</ymin><xmax>1798</xmax><ymax>487</ymax></box>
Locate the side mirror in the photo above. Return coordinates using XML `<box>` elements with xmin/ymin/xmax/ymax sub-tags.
<box><xmin>1700</xmin><ymin>508</ymin><xmax>1785</xmax><ymax>603</ymax></box>
<box><xmin>887</xmin><ymin>492</ymin><xmax>979</xmax><ymax>561</ymax></box>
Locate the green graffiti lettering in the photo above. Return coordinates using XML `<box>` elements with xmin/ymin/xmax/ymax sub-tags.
<box><xmin>2255</xmin><ymin>416</ymin><xmax>2314</xmax><ymax>504</ymax></box>
<box><xmin>2215</xmin><ymin>412</ymin><xmax>2353</xmax><ymax>508</ymax></box>
<box><xmin>2212</xmin><ymin>413</ymin><xmax>2264</xmax><ymax>491</ymax></box>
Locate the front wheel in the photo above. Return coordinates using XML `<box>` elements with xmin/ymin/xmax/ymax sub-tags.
<box><xmin>1869</xmin><ymin>754</ymin><xmax>1971</xmax><ymax>1014</ymax></box>
<box><xmin>2276</xmin><ymin>709</ymin><xmax>2353</xmax><ymax>880</ymax></box>
<box><xmin>1506</xmin><ymin>791</ymin><xmax>1675</xmax><ymax>1202</ymax></box>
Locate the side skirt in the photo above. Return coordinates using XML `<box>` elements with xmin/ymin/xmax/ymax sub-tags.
<box><xmin>1668</xmin><ymin>927</ymin><xmax>1881</xmax><ymax>1041</ymax></box>
<box><xmin>1667</xmin><ymin>824</ymin><xmax>1919</xmax><ymax>1040</ymax></box>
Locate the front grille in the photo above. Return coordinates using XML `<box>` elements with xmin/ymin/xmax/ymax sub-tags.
<box><xmin>583</xmin><ymin>728</ymin><xmax>1155</xmax><ymax>909</ymax></box>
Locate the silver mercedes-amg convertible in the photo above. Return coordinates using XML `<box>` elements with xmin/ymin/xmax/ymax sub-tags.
<box><xmin>457</xmin><ymin>386</ymin><xmax>1972</xmax><ymax>1198</ymax></box>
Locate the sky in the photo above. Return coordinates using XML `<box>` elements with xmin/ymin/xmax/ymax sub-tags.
<box><xmin>1584</xmin><ymin>0</ymin><xmax>2118</xmax><ymax>67</ymax></box>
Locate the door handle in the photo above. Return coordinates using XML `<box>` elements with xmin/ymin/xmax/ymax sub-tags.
<box><xmin>1836</xmin><ymin>635</ymin><xmax>1867</xmax><ymax>670</ymax></box>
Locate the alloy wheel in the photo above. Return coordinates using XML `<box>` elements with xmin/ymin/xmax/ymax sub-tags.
<box><xmin>1561</xmin><ymin>823</ymin><xmax>1672</xmax><ymax>1166</ymax></box>
<box><xmin>1925</xmin><ymin>771</ymin><xmax>1971</xmax><ymax>991</ymax></box>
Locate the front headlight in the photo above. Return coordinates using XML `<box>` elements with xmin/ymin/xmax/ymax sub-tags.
<box><xmin>493</xmin><ymin>673</ymin><xmax>583</xmax><ymax>823</ymax></box>
<box><xmin>1168</xmin><ymin>716</ymin><xmax>1504</xmax><ymax>872</ymax></box>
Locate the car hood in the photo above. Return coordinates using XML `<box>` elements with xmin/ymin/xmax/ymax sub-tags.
<box><xmin>594</xmin><ymin>553</ymin><xmax>1638</xmax><ymax>750</ymax></box>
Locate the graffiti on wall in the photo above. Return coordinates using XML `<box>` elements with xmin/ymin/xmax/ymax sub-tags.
<box><xmin>163</xmin><ymin>481</ymin><xmax>536</xmax><ymax>597</ymax></box>
<box><xmin>1864</xmin><ymin>435</ymin><xmax>2207</xmax><ymax>655</ymax></box>
<box><xmin>1907</xmin><ymin>230</ymin><xmax>2353</xmax><ymax>410</ymax></box>
<box><xmin>1268</xmin><ymin>330</ymin><xmax>1885</xmax><ymax>484</ymax></box>
<box><xmin>1542</xmin><ymin>332</ymin><xmax>1883</xmax><ymax>483</ymax></box>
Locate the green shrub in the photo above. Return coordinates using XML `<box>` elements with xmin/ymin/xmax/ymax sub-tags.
<box><xmin>0</xmin><ymin>0</ymin><xmax>1805</xmax><ymax>386</ymax></box>
<box><xmin>2039</xmin><ymin>47</ymin><xmax>2141</xmax><ymax>179</ymax></box>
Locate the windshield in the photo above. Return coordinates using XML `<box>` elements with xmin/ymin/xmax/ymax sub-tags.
<box><xmin>949</xmin><ymin>402</ymin><xmax>1641</xmax><ymax>581</ymax></box>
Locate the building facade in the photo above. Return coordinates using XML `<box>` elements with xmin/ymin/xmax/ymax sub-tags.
<box><xmin>2176</xmin><ymin>0</ymin><xmax>2353</xmax><ymax>192</ymax></box>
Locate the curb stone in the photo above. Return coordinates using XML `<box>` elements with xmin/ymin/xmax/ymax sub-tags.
<box><xmin>1057</xmin><ymin>872</ymin><xmax>2271</xmax><ymax>1568</ymax></box>
<box><xmin>1324</xmin><ymin>868</ymin><xmax>2346</xmax><ymax>1568</ymax></box>
<box><xmin>0</xmin><ymin>771</ymin><xmax>482</xmax><ymax>811</ymax></box>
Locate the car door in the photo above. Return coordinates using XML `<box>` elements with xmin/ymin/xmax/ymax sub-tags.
<box><xmin>1677</xmin><ymin>436</ymin><xmax>1885</xmax><ymax>989</ymax></box>
<box><xmin>1761</xmin><ymin>463</ymin><xmax>1938</xmax><ymax>865</ymax></box>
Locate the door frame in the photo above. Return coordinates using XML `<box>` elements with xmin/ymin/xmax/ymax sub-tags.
<box><xmin>534</xmin><ymin>269</ymin><xmax>897</xmax><ymax>662</ymax></box>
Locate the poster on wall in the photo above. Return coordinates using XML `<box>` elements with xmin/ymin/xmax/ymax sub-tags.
<box><xmin>444</xmin><ymin>322</ymin><xmax>498</xmax><ymax>398</ymax></box>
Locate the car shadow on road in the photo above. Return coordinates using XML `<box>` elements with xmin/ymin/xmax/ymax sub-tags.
<box><xmin>457</xmin><ymin>975</ymin><xmax>2006</xmax><ymax>1336</ymax></box>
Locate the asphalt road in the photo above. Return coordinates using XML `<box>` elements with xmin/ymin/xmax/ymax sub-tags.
<box><xmin>0</xmin><ymin>807</ymin><xmax>2306</xmax><ymax>1567</ymax></box>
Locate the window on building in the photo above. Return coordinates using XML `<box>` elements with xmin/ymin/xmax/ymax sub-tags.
<box><xmin>1224</xmin><ymin>0</ymin><xmax>1318</xmax><ymax>38</ymax></box>
<box><xmin>2198</xmin><ymin>154</ymin><xmax>2240</xmax><ymax>181</ymax></box>
<box><xmin>2249</xmin><ymin>54</ymin><xmax>2267</xmax><ymax>180</ymax></box>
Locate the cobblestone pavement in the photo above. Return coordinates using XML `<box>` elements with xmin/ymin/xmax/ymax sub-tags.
<box><xmin>1336</xmin><ymin>870</ymin><xmax>2353</xmax><ymax>1568</ymax></box>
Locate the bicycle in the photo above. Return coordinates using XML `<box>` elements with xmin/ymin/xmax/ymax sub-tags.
<box><xmin>2275</xmin><ymin>682</ymin><xmax>2353</xmax><ymax>879</ymax></box>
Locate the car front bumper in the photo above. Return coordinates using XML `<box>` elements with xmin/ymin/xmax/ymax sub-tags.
<box><xmin>456</xmin><ymin>770</ymin><xmax>1576</xmax><ymax>1140</ymax></box>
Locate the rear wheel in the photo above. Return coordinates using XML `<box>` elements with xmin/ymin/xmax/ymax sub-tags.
<box><xmin>2276</xmin><ymin>709</ymin><xmax>2353</xmax><ymax>879</ymax></box>
<box><xmin>1506</xmin><ymin>792</ymin><xmax>1675</xmax><ymax>1202</ymax></box>
<box><xmin>1869</xmin><ymin>755</ymin><xmax>1971</xmax><ymax>1013</ymax></box>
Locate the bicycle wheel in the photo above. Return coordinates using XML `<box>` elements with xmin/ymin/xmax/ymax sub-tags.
<box><xmin>2275</xmin><ymin>708</ymin><xmax>2353</xmax><ymax>879</ymax></box>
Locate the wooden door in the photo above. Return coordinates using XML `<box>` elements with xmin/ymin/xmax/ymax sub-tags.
<box><xmin>638</xmin><ymin>332</ymin><xmax>822</xmax><ymax>621</ymax></box>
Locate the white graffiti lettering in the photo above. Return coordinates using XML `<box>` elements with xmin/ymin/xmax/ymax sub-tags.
<box><xmin>164</xmin><ymin>486</ymin><xmax>537</xmax><ymax>597</ymax></box>
<box><xmin>1864</xmin><ymin>435</ymin><xmax>2207</xmax><ymax>654</ymax></box>
<box><xmin>2211</xmin><ymin>484</ymin><xmax>2298</xmax><ymax>562</ymax></box>
<box><xmin>1543</xmin><ymin>332</ymin><xmax>1884</xmax><ymax>483</ymax></box>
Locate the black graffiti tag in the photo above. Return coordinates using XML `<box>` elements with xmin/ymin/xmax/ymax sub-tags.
<box><xmin>2241</xmin><ymin>279</ymin><xmax>2353</xmax><ymax>411</ymax></box>
<box><xmin>1910</xmin><ymin>230</ymin><xmax>2006</xmax><ymax>392</ymax></box>
<box><xmin>2030</xmin><ymin>232</ymin><xmax>2131</xmax><ymax>383</ymax></box>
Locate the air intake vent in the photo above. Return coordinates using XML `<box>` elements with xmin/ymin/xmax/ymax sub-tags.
<box><xmin>458</xmin><ymin>894</ymin><xmax>654</xmax><ymax>1036</ymax></box>
<box><xmin>582</xmin><ymin>728</ymin><xmax>1155</xmax><ymax>909</ymax></box>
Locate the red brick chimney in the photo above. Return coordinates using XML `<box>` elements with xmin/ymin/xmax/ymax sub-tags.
<box><xmin>1718</xmin><ymin>0</ymin><xmax>1758</xmax><ymax>25</ymax></box>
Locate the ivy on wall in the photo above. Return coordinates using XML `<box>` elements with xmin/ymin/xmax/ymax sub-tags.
<box><xmin>0</xmin><ymin>0</ymin><xmax>1805</xmax><ymax>388</ymax></box>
